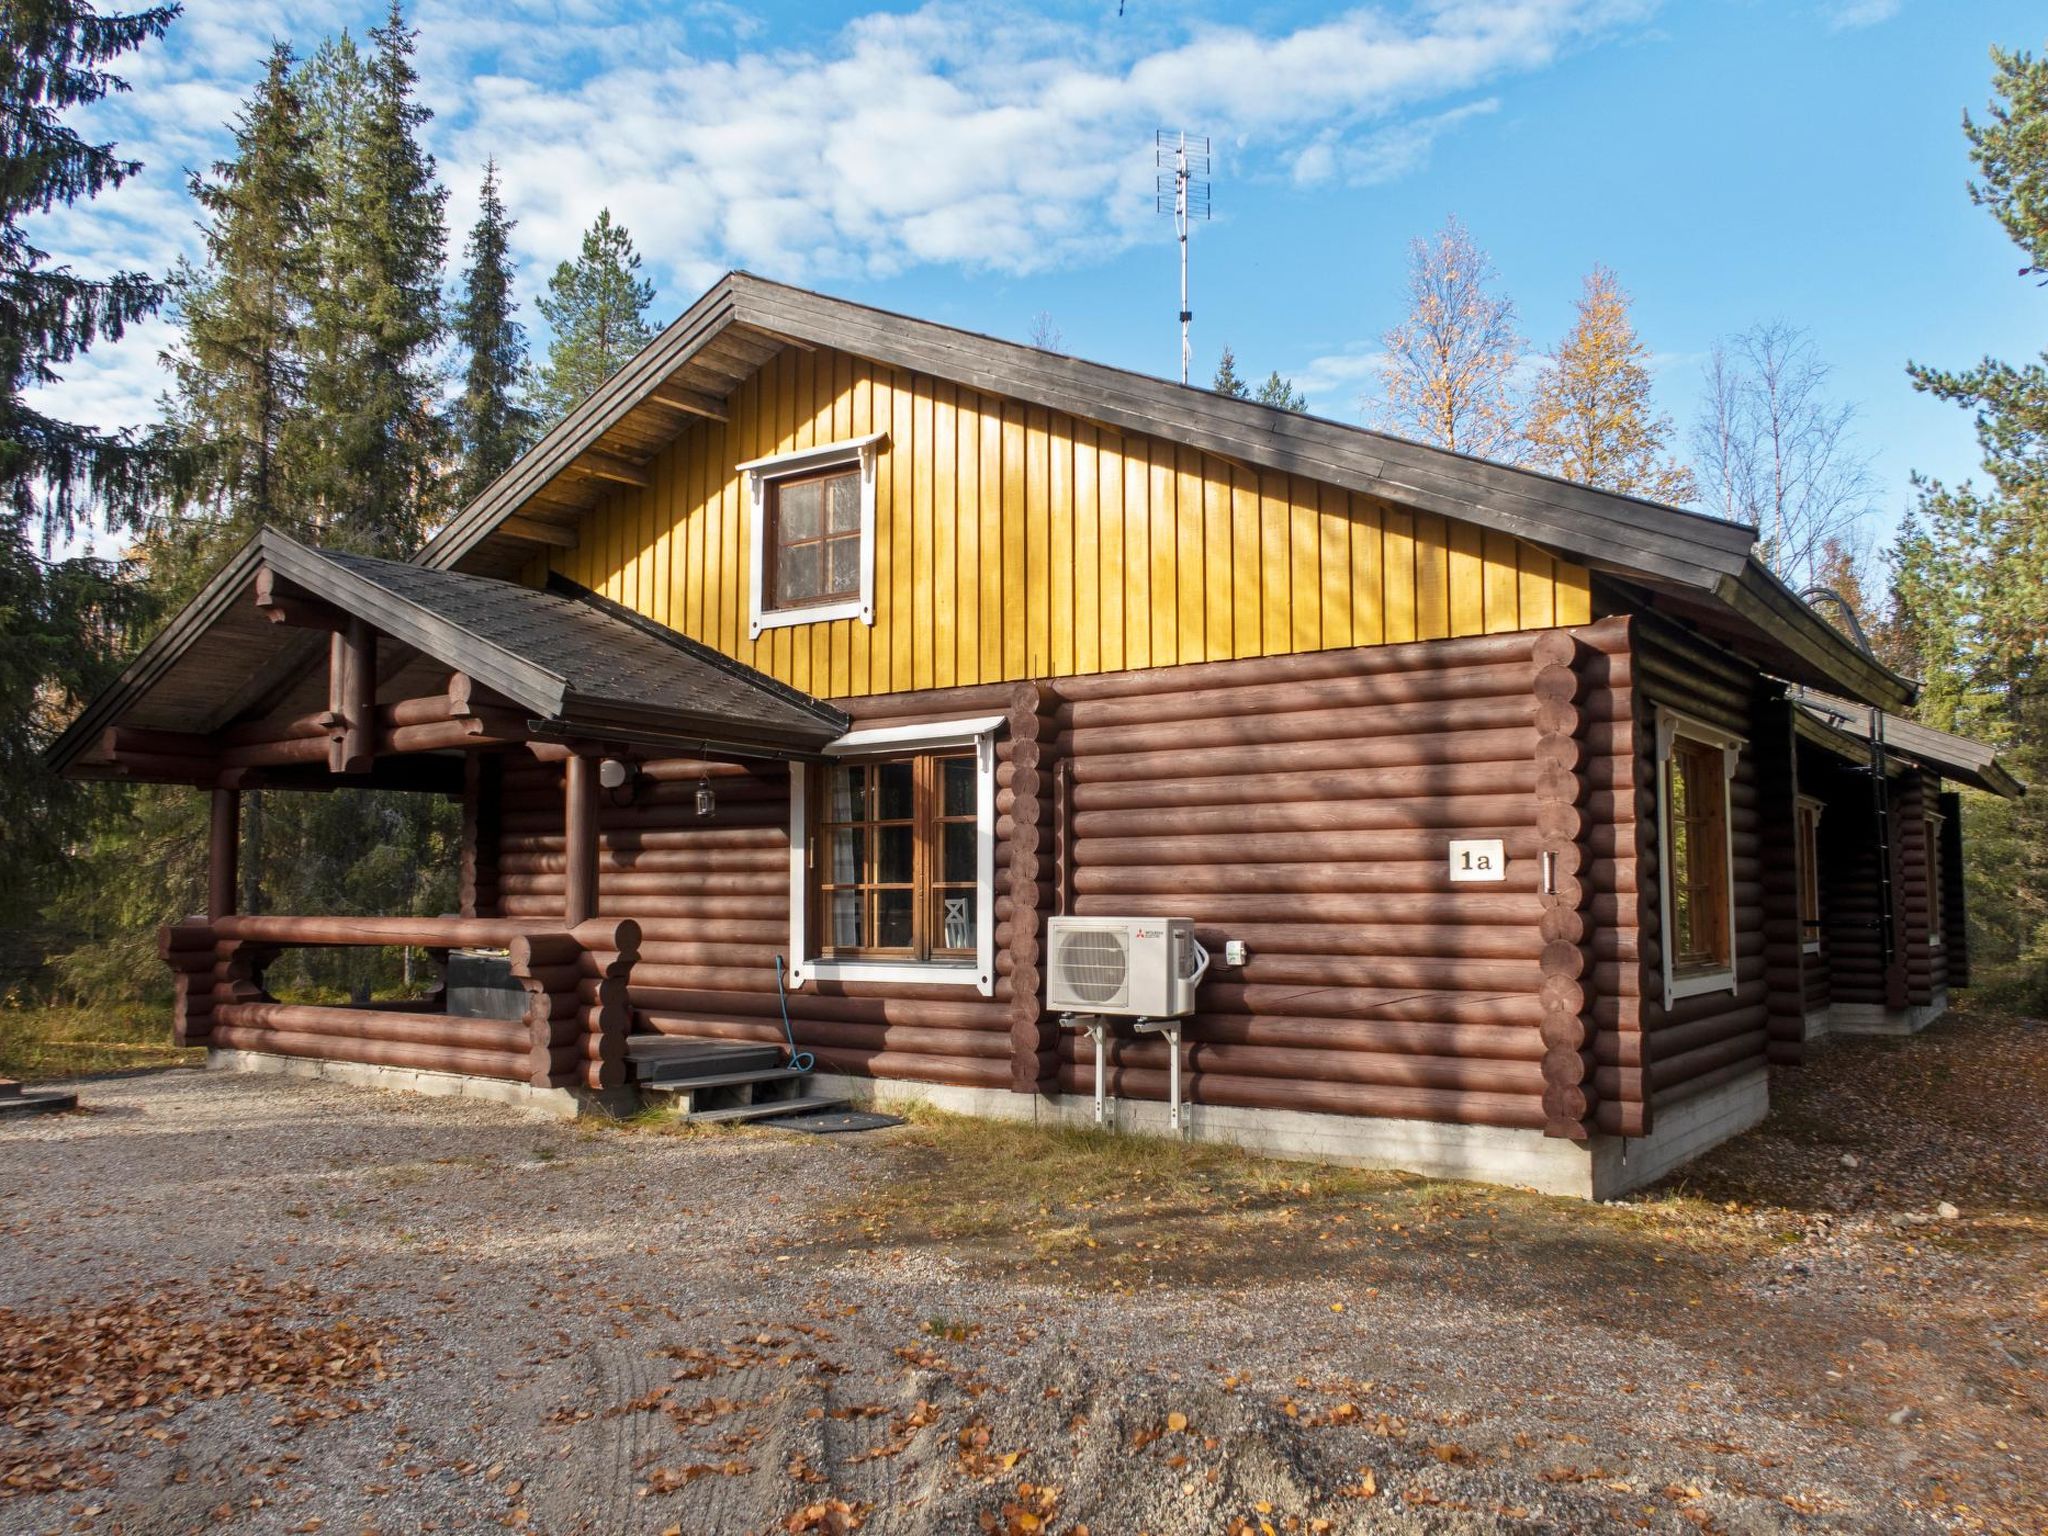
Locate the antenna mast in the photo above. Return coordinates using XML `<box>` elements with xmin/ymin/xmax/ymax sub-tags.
<box><xmin>1155</xmin><ymin>129</ymin><xmax>1211</xmax><ymax>385</ymax></box>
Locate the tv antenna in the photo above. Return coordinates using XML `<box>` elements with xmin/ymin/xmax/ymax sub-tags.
<box><xmin>1155</xmin><ymin>129</ymin><xmax>1211</xmax><ymax>385</ymax></box>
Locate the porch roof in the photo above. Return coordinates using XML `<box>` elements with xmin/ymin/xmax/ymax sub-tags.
<box><xmin>47</xmin><ymin>528</ymin><xmax>849</xmax><ymax>781</ymax></box>
<box><xmin>1794</xmin><ymin>690</ymin><xmax>2025</xmax><ymax>799</ymax></box>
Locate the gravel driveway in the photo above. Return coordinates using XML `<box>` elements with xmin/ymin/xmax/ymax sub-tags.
<box><xmin>2</xmin><ymin>1012</ymin><xmax>2042</xmax><ymax>1535</ymax></box>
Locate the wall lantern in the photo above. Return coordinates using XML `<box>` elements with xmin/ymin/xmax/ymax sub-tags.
<box><xmin>695</xmin><ymin>775</ymin><xmax>716</xmax><ymax>817</ymax></box>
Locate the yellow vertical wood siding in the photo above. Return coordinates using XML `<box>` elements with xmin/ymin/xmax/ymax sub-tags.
<box><xmin>550</xmin><ymin>346</ymin><xmax>1593</xmax><ymax>696</ymax></box>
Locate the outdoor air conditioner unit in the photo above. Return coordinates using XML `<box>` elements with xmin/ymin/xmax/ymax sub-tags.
<box><xmin>1046</xmin><ymin>916</ymin><xmax>1208</xmax><ymax>1018</ymax></box>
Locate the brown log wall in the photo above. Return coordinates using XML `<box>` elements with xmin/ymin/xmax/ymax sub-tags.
<box><xmin>1628</xmin><ymin>619</ymin><xmax>1772</xmax><ymax>1115</ymax></box>
<box><xmin>1047</xmin><ymin>622</ymin><xmax>1637</xmax><ymax>1137</ymax></box>
<box><xmin>492</xmin><ymin>697</ymin><xmax>1017</xmax><ymax>1091</ymax></box>
<box><xmin>1938</xmin><ymin>790</ymin><xmax>1969</xmax><ymax>986</ymax></box>
<box><xmin>157</xmin><ymin>914</ymin><xmax>638</xmax><ymax>1091</ymax></box>
<box><xmin>1895</xmin><ymin>768</ymin><xmax>1947</xmax><ymax>1006</ymax></box>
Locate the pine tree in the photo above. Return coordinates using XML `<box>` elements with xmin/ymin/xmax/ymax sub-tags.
<box><xmin>1523</xmin><ymin>265</ymin><xmax>1694</xmax><ymax>503</ymax></box>
<box><xmin>1372</xmin><ymin>215</ymin><xmax>1523</xmax><ymax>460</ymax></box>
<box><xmin>1255</xmin><ymin>371</ymin><xmax>1307</xmax><ymax>412</ymax></box>
<box><xmin>157</xmin><ymin>41</ymin><xmax>317</xmax><ymax>594</ymax></box>
<box><xmin>298</xmin><ymin>4</ymin><xmax>448</xmax><ymax>558</ymax></box>
<box><xmin>452</xmin><ymin>160</ymin><xmax>535</xmax><ymax>502</ymax></box>
<box><xmin>1213</xmin><ymin>345</ymin><xmax>1249</xmax><ymax>399</ymax></box>
<box><xmin>0</xmin><ymin>0</ymin><xmax>176</xmax><ymax>955</ymax></box>
<box><xmin>1892</xmin><ymin>45</ymin><xmax>2048</xmax><ymax>1002</ymax></box>
<box><xmin>530</xmin><ymin>208</ymin><xmax>655</xmax><ymax>424</ymax></box>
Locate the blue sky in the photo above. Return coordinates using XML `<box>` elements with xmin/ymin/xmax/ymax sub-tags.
<box><xmin>35</xmin><ymin>0</ymin><xmax>2047</xmax><ymax>560</ymax></box>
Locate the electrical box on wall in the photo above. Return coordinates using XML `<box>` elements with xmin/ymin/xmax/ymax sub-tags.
<box><xmin>1448</xmin><ymin>838</ymin><xmax>1506</xmax><ymax>883</ymax></box>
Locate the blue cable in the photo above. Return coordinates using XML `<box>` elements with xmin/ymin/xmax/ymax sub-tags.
<box><xmin>772</xmin><ymin>955</ymin><xmax>816</xmax><ymax>1073</ymax></box>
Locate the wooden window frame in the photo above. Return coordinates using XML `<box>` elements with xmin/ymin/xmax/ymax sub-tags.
<box><xmin>1654</xmin><ymin>706</ymin><xmax>1743</xmax><ymax>1006</ymax></box>
<box><xmin>809</xmin><ymin>751</ymin><xmax>976</xmax><ymax>963</ymax></box>
<box><xmin>786</xmin><ymin>716</ymin><xmax>1001</xmax><ymax>996</ymax></box>
<box><xmin>1925</xmin><ymin>810</ymin><xmax>1945</xmax><ymax>948</ymax></box>
<box><xmin>764</xmin><ymin>464</ymin><xmax>864</xmax><ymax>614</ymax></box>
<box><xmin>1796</xmin><ymin>794</ymin><xmax>1825</xmax><ymax>955</ymax></box>
<box><xmin>741</xmin><ymin>433</ymin><xmax>886</xmax><ymax>636</ymax></box>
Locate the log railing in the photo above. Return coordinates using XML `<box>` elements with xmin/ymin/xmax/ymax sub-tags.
<box><xmin>159</xmin><ymin>913</ymin><xmax>640</xmax><ymax>1092</ymax></box>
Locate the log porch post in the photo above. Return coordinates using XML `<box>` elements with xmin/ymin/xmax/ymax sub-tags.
<box><xmin>327</xmin><ymin>616</ymin><xmax>375</xmax><ymax>774</ymax></box>
<box><xmin>207</xmin><ymin>787</ymin><xmax>240</xmax><ymax>921</ymax></box>
<box><xmin>563</xmin><ymin>751</ymin><xmax>599</xmax><ymax>926</ymax></box>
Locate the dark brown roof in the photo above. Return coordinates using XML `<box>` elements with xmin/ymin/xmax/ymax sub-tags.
<box><xmin>46</xmin><ymin>529</ymin><xmax>847</xmax><ymax>777</ymax></box>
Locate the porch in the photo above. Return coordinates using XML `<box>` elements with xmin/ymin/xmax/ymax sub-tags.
<box><xmin>49</xmin><ymin>528</ymin><xmax>849</xmax><ymax>1114</ymax></box>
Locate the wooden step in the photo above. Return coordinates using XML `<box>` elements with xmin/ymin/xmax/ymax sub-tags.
<box><xmin>625</xmin><ymin>1037</ymin><xmax>782</xmax><ymax>1078</ymax></box>
<box><xmin>686</xmin><ymin>1093</ymin><xmax>845</xmax><ymax>1126</ymax></box>
<box><xmin>641</xmin><ymin>1066</ymin><xmax>806</xmax><ymax>1093</ymax></box>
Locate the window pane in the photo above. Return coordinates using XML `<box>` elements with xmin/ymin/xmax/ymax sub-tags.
<box><xmin>827</xmin><ymin>827</ymin><xmax>865</xmax><ymax>884</ymax></box>
<box><xmin>876</xmin><ymin>889</ymin><xmax>913</xmax><ymax>948</ymax></box>
<box><xmin>877</xmin><ymin>824</ymin><xmax>914</xmax><ymax>883</ymax></box>
<box><xmin>829</xmin><ymin>889</ymin><xmax>863</xmax><ymax>948</ymax></box>
<box><xmin>778</xmin><ymin>479</ymin><xmax>822</xmax><ymax>540</ymax></box>
<box><xmin>826</xmin><ymin>764</ymin><xmax>865</xmax><ymax>821</ymax></box>
<box><xmin>941</xmin><ymin>820</ymin><xmax>975</xmax><ymax>884</ymax></box>
<box><xmin>826</xmin><ymin>534</ymin><xmax>860</xmax><ymax>596</ymax></box>
<box><xmin>877</xmin><ymin>760</ymin><xmax>914</xmax><ymax>820</ymax></box>
<box><xmin>940</xmin><ymin>755</ymin><xmax>975</xmax><ymax>818</ymax></box>
<box><xmin>778</xmin><ymin>541</ymin><xmax>822</xmax><ymax>604</ymax></box>
<box><xmin>936</xmin><ymin>887</ymin><xmax>976</xmax><ymax>952</ymax></box>
<box><xmin>827</xmin><ymin>471</ymin><xmax>860</xmax><ymax>532</ymax></box>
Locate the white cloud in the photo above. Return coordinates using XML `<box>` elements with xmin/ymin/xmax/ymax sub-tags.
<box><xmin>1287</xmin><ymin>346</ymin><xmax>1392</xmax><ymax>416</ymax></box>
<box><xmin>1821</xmin><ymin>0</ymin><xmax>1902</xmax><ymax>31</ymax></box>
<box><xmin>1291</xmin><ymin>99</ymin><xmax>1501</xmax><ymax>188</ymax></box>
<box><xmin>29</xmin><ymin>0</ymin><xmax>1658</xmax><ymax>436</ymax></box>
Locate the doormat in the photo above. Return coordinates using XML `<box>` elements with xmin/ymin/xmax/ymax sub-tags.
<box><xmin>758</xmin><ymin>1109</ymin><xmax>906</xmax><ymax>1134</ymax></box>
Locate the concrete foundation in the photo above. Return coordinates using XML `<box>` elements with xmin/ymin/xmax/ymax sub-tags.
<box><xmin>206</xmin><ymin>1049</ymin><xmax>639</xmax><ymax>1120</ymax></box>
<box><xmin>1826</xmin><ymin>991</ymin><xmax>1948</xmax><ymax>1037</ymax></box>
<box><xmin>807</xmin><ymin>1067</ymin><xmax>1773</xmax><ymax>1201</ymax></box>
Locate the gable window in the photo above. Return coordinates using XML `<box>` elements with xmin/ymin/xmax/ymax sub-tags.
<box><xmin>1925</xmin><ymin>811</ymin><xmax>1945</xmax><ymax>947</ymax></box>
<box><xmin>1655</xmin><ymin>707</ymin><xmax>1743</xmax><ymax>1004</ymax></box>
<box><xmin>788</xmin><ymin>716</ymin><xmax>1000</xmax><ymax>995</ymax></box>
<box><xmin>741</xmin><ymin>433</ymin><xmax>885</xmax><ymax>636</ymax></box>
<box><xmin>1796</xmin><ymin>795</ymin><xmax>1824</xmax><ymax>954</ymax></box>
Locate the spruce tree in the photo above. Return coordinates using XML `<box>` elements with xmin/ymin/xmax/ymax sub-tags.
<box><xmin>0</xmin><ymin>0</ymin><xmax>176</xmax><ymax>956</ymax></box>
<box><xmin>298</xmin><ymin>4</ymin><xmax>447</xmax><ymax>558</ymax></box>
<box><xmin>157</xmin><ymin>41</ymin><xmax>317</xmax><ymax>595</ymax></box>
<box><xmin>1212</xmin><ymin>345</ymin><xmax>1249</xmax><ymax>399</ymax></box>
<box><xmin>452</xmin><ymin>160</ymin><xmax>536</xmax><ymax>502</ymax></box>
<box><xmin>1523</xmin><ymin>265</ymin><xmax>1694</xmax><ymax>503</ymax></box>
<box><xmin>531</xmin><ymin>208</ymin><xmax>655</xmax><ymax>423</ymax></box>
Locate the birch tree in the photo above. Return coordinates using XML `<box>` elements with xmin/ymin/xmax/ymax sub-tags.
<box><xmin>1369</xmin><ymin>215</ymin><xmax>1523</xmax><ymax>459</ymax></box>
<box><xmin>1523</xmin><ymin>265</ymin><xmax>1694</xmax><ymax>503</ymax></box>
<box><xmin>1690</xmin><ymin>321</ymin><xmax>1874</xmax><ymax>587</ymax></box>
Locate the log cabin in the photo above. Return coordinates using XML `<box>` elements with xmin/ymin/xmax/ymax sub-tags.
<box><xmin>47</xmin><ymin>274</ymin><xmax>2023</xmax><ymax>1198</ymax></box>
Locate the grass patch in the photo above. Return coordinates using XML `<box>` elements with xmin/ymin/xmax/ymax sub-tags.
<box><xmin>812</xmin><ymin>1107</ymin><xmax>1767</xmax><ymax>1294</ymax></box>
<box><xmin>0</xmin><ymin>1001</ymin><xmax>200</xmax><ymax>1082</ymax></box>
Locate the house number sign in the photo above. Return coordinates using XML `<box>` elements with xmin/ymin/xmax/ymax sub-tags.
<box><xmin>1447</xmin><ymin>838</ymin><xmax>1506</xmax><ymax>883</ymax></box>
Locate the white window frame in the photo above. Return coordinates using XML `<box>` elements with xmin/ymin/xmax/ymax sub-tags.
<box><xmin>1925</xmin><ymin>810</ymin><xmax>1946</xmax><ymax>948</ymax></box>
<box><xmin>787</xmin><ymin>714</ymin><xmax>1003</xmax><ymax>996</ymax></box>
<box><xmin>1796</xmin><ymin>794</ymin><xmax>1826</xmax><ymax>956</ymax></box>
<box><xmin>1654</xmin><ymin>705</ymin><xmax>1745</xmax><ymax>1007</ymax></box>
<box><xmin>741</xmin><ymin>431</ymin><xmax>887</xmax><ymax>637</ymax></box>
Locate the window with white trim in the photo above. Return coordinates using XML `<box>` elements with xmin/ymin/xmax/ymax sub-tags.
<box><xmin>787</xmin><ymin>716</ymin><xmax>1000</xmax><ymax>995</ymax></box>
<box><xmin>1654</xmin><ymin>707</ymin><xmax>1743</xmax><ymax>1004</ymax></box>
<box><xmin>1925</xmin><ymin>811</ymin><xmax>1945</xmax><ymax>947</ymax></box>
<box><xmin>741</xmin><ymin>433</ymin><xmax>885</xmax><ymax>636</ymax></box>
<box><xmin>1796</xmin><ymin>795</ymin><xmax>1825</xmax><ymax>954</ymax></box>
